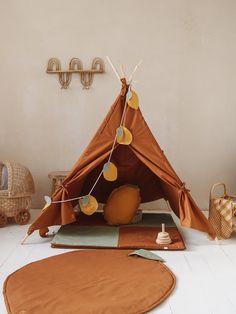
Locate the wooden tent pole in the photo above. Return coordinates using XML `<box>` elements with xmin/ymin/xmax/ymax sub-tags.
<box><xmin>21</xmin><ymin>233</ymin><xmax>29</xmax><ymax>245</ymax></box>
<box><xmin>128</xmin><ymin>59</ymin><xmax>143</xmax><ymax>83</ymax></box>
<box><xmin>106</xmin><ymin>56</ymin><xmax>121</xmax><ymax>82</ymax></box>
<box><xmin>120</xmin><ymin>64</ymin><xmax>126</xmax><ymax>80</ymax></box>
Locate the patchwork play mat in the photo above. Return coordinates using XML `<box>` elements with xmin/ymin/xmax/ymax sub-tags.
<box><xmin>51</xmin><ymin>213</ymin><xmax>185</xmax><ymax>250</ymax></box>
<box><xmin>4</xmin><ymin>249</ymin><xmax>175</xmax><ymax>314</ymax></box>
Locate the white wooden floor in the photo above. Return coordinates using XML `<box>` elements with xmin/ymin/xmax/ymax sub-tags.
<box><xmin>1</xmin><ymin>210</ymin><xmax>236</xmax><ymax>314</ymax></box>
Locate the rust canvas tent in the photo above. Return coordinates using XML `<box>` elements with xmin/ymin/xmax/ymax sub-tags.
<box><xmin>27</xmin><ymin>78</ymin><xmax>215</xmax><ymax>239</ymax></box>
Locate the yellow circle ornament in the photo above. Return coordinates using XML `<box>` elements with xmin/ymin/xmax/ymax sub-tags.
<box><xmin>79</xmin><ymin>195</ymin><xmax>98</xmax><ymax>215</ymax></box>
<box><xmin>116</xmin><ymin>126</ymin><xmax>133</xmax><ymax>145</ymax></box>
<box><xmin>103</xmin><ymin>162</ymin><xmax>118</xmax><ymax>181</ymax></box>
<box><xmin>127</xmin><ymin>89</ymin><xmax>139</xmax><ymax>110</ymax></box>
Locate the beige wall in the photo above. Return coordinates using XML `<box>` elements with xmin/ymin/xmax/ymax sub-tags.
<box><xmin>0</xmin><ymin>0</ymin><xmax>236</xmax><ymax>209</ymax></box>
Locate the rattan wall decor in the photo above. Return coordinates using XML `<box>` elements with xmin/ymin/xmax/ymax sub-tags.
<box><xmin>46</xmin><ymin>57</ymin><xmax>105</xmax><ymax>89</ymax></box>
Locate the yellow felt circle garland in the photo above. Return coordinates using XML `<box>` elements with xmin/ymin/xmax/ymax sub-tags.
<box><xmin>43</xmin><ymin>87</ymin><xmax>140</xmax><ymax>214</ymax></box>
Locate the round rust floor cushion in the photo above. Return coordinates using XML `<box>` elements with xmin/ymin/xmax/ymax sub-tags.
<box><xmin>4</xmin><ymin>250</ymin><xmax>176</xmax><ymax>314</ymax></box>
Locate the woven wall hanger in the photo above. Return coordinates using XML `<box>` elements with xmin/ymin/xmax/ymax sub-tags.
<box><xmin>46</xmin><ymin>57</ymin><xmax>105</xmax><ymax>89</ymax></box>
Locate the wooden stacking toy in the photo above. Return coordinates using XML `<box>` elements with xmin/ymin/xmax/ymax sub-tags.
<box><xmin>156</xmin><ymin>223</ymin><xmax>172</xmax><ymax>245</ymax></box>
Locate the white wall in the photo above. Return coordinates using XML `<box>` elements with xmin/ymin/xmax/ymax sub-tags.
<box><xmin>0</xmin><ymin>0</ymin><xmax>236</xmax><ymax>209</ymax></box>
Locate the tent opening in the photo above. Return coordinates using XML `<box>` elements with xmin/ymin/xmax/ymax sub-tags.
<box><xmin>80</xmin><ymin>144</ymin><xmax>165</xmax><ymax>203</ymax></box>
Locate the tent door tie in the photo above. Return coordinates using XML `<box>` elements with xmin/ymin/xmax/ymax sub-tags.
<box><xmin>179</xmin><ymin>182</ymin><xmax>190</xmax><ymax>193</ymax></box>
<box><xmin>60</xmin><ymin>184</ymin><xmax>69</xmax><ymax>195</ymax></box>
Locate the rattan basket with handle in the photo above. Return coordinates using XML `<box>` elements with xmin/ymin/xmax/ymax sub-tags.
<box><xmin>0</xmin><ymin>160</ymin><xmax>35</xmax><ymax>227</ymax></box>
<box><xmin>208</xmin><ymin>182</ymin><xmax>236</xmax><ymax>239</ymax></box>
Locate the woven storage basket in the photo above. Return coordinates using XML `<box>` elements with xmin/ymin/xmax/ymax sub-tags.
<box><xmin>0</xmin><ymin>161</ymin><xmax>35</xmax><ymax>227</ymax></box>
<box><xmin>208</xmin><ymin>183</ymin><xmax>236</xmax><ymax>239</ymax></box>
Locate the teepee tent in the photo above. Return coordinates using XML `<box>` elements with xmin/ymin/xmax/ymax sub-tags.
<box><xmin>26</xmin><ymin>74</ymin><xmax>215</xmax><ymax>239</ymax></box>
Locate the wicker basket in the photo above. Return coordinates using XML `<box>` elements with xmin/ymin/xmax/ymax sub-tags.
<box><xmin>208</xmin><ymin>182</ymin><xmax>236</xmax><ymax>239</ymax></box>
<box><xmin>0</xmin><ymin>160</ymin><xmax>35</xmax><ymax>227</ymax></box>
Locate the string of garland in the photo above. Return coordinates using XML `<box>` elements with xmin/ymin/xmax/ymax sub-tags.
<box><xmin>43</xmin><ymin>86</ymin><xmax>139</xmax><ymax>215</ymax></box>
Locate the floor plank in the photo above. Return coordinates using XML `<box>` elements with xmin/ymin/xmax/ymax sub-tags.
<box><xmin>1</xmin><ymin>210</ymin><xmax>236</xmax><ymax>314</ymax></box>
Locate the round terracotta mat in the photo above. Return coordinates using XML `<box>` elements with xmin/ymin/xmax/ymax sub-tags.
<box><xmin>4</xmin><ymin>250</ymin><xmax>176</xmax><ymax>314</ymax></box>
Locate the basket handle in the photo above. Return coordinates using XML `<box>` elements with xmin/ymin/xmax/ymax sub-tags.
<box><xmin>210</xmin><ymin>182</ymin><xmax>227</xmax><ymax>201</ymax></box>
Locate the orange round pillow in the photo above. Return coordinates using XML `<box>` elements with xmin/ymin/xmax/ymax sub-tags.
<box><xmin>103</xmin><ymin>185</ymin><xmax>141</xmax><ymax>225</ymax></box>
